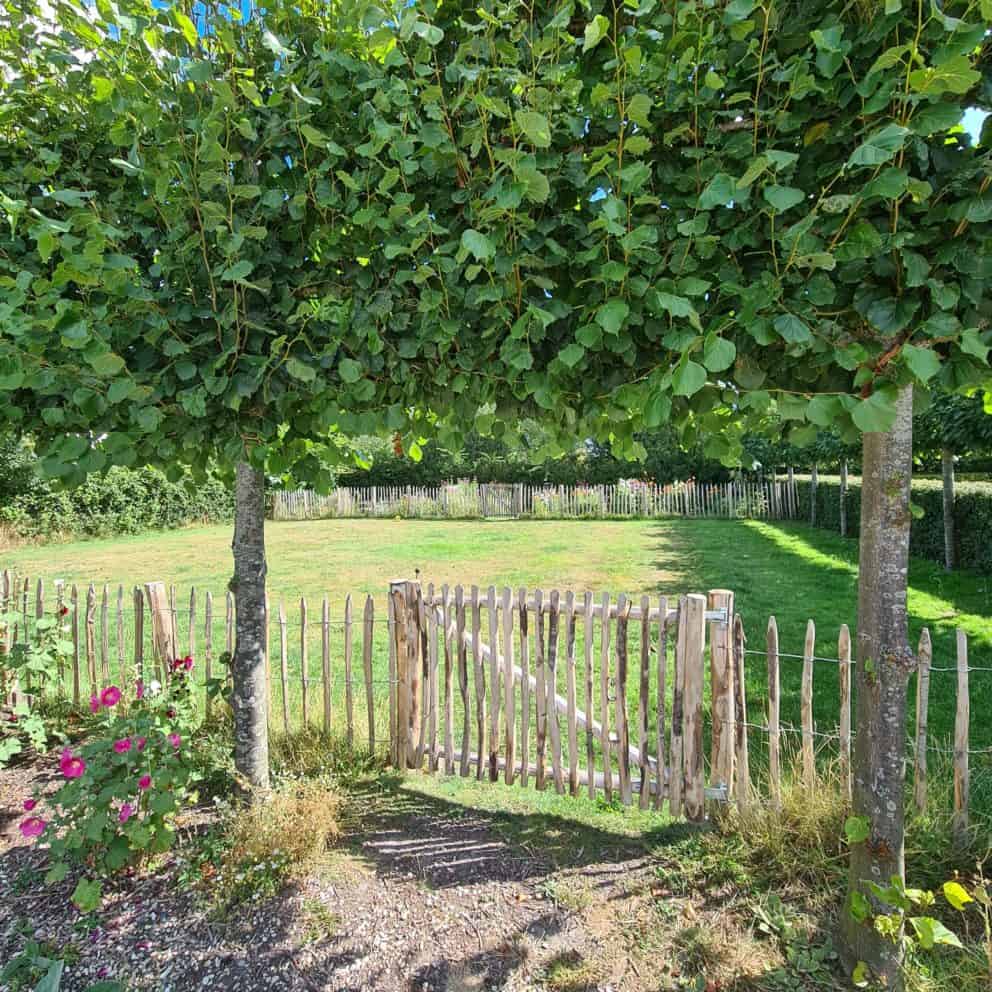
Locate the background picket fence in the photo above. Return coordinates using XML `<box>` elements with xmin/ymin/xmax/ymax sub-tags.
<box><xmin>1</xmin><ymin>570</ymin><xmax>985</xmax><ymax>831</ymax></box>
<box><xmin>271</xmin><ymin>477</ymin><xmax>802</xmax><ymax>522</ymax></box>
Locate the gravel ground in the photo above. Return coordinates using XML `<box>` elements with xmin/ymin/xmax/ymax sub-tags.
<box><xmin>0</xmin><ymin>760</ymin><xmax>670</xmax><ymax>992</ymax></box>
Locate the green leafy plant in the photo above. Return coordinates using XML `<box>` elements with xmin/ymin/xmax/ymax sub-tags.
<box><xmin>848</xmin><ymin>869</ymin><xmax>991</xmax><ymax>987</ymax></box>
<box><xmin>1</xmin><ymin>601</ymin><xmax>74</xmax><ymax>765</ymax></box>
<box><xmin>19</xmin><ymin>657</ymin><xmax>205</xmax><ymax>909</ymax></box>
<box><xmin>0</xmin><ymin>940</ymin><xmax>122</xmax><ymax>992</ymax></box>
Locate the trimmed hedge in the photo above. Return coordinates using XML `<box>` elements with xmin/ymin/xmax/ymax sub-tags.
<box><xmin>795</xmin><ymin>476</ymin><xmax>992</xmax><ymax>575</ymax></box>
<box><xmin>0</xmin><ymin>465</ymin><xmax>233</xmax><ymax>542</ymax></box>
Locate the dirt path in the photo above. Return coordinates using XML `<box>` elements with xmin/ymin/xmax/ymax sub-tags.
<box><xmin>1</xmin><ymin>764</ymin><xmax>677</xmax><ymax>992</ymax></box>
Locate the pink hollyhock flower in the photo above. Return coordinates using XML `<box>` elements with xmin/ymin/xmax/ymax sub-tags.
<box><xmin>183</xmin><ymin>656</ymin><xmax>194</xmax><ymax>671</ymax></box>
<box><xmin>23</xmin><ymin>798</ymin><xmax>37</xmax><ymax>811</ymax></box>
<box><xmin>100</xmin><ymin>685</ymin><xmax>122</xmax><ymax>707</ymax></box>
<box><xmin>89</xmin><ymin>695</ymin><xmax>101</xmax><ymax>714</ymax></box>
<box><xmin>113</xmin><ymin>738</ymin><xmax>132</xmax><ymax>753</ymax></box>
<box><xmin>60</xmin><ymin>749</ymin><xmax>86</xmax><ymax>779</ymax></box>
<box><xmin>135</xmin><ymin>680</ymin><xmax>145</xmax><ymax>700</ymax></box>
<box><xmin>136</xmin><ymin>737</ymin><xmax>147</xmax><ymax>751</ymax></box>
<box><xmin>119</xmin><ymin>803</ymin><xmax>134</xmax><ymax>823</ymax></box>
<box><xmin>167</xmin><ymin>733</ymin><xmax>181</xmax><ymax>749</ymax></box>
<box><xmin>166</xmin><ymin>708</ymin><xmax>176</xmax><ymax>719</ymax></box>
<box><xmin>138</xmin><ymin>774</ymin><xmax>151</xmax><ymax>791</ymax></box>
<box><xmin>19</xmin><ymin>816</ymin><xmax>46</xmax><ymax>838</ymax></box>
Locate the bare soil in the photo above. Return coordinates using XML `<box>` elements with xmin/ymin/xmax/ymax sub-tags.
<box><xmin>1</xmin><ymin>760</ymin><xmax>778</xmax><ymax>992</ymax></box>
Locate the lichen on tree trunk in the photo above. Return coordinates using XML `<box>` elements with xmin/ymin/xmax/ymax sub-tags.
<box><xmin>231</xmin><ymin>461</ymin><xmax>270</xmax><ymax>791</ymax></box>
<box><xmin>841</xmin><ymin>385</ymin><xmax>915</xmax><ymax>989</ymax></box>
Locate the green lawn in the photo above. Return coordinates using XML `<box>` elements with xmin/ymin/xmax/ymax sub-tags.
<box><xmin>2</xmin><ymin>517</ymin><xmax>990</xmax><ymax>764</ymax></box>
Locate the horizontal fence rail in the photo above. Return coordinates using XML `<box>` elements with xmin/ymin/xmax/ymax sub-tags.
<box><xmin>2</xmin><ymin>569</ymin><xmax>986</xmax><ymax>829</ymax></box>
<box><xmin>271</xmin><ymin>478</ymin><xmax>802</xmax><ymax>522</ymax></box>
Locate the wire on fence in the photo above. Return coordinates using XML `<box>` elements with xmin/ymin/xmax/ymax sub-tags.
<box><xmin>744</xmin><ymin>647</ymin><xmax>991</xmax><ymax>675</ymax></box>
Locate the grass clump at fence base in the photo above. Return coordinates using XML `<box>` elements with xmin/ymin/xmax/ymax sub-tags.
<box><xmin>182</xmin><ymin>775</ymin><xmax>345</xmax><ymax>915</ymax></box>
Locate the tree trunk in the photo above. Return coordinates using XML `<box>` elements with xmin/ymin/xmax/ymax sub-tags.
<box><xmin>941</xmin><ymin>447</ymin><xmax>955</xmax><ymax>571</ymax></box>
<box><xmin>231</xmin><ymin>461</ymin><xmax>270</xmax><ymax>791</ymax></box>
<box><xmin>841</xmin><ymin>385</ymin><xmax>916</xmax><ymax>989</ymax></box>
<box><xmin>810</xmin><ymin>464</ymin><xmax>818</xmax><ymax>527</ymax></box>
<box><xmin>839</xmin><ymin>459</ymin><xmax>849</xmax><ymax>537</ymax></box>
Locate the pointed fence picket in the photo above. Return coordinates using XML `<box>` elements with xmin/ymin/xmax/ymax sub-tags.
<box><xmin>1</xmin><ymin>567</ymin><xmax>986</xmax><ymax>827</ymax></box>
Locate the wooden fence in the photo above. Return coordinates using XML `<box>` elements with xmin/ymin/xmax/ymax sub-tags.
<box><xmin>271</xmin><ymin>477</ymin><xmax>803</xmax><ymax>522</ymax></box>
<box><xmin>2</xmin><ymin>569</ymin><xmax>987</xmax><ymax>830</ymax></box>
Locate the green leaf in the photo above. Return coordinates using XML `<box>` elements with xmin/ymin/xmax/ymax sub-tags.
<box><xmin>773</xmin><ymin>313</ymin><xmax>812</xmax><ymax>343</ymax></box>
<box><xmin>461</xmin><ymin>229</ymin><xmax>495</xmax><ymax>261</ymax></box>
<box><xmin>174</xmin><ymin>11</ymin><xmax>199</xmax><ymax>47</ymax></box>
<box><xmin>851</xmin><ymin>962</ymin><xmax>870</xmax><ymax>988</ymax></box>
<box><xmin>285</xmin><ymin>358</ymin><xmax>316</xmax><ymax>383</ymax></box>
<box><xmin>704</xmin><ymin>69</ymin><xmax>724</xmax><ymax>90</ymax></box>
<box><xmin>942</xmin><ymin>881</ymin><xmax>973</xmax><ymax>911</ymax></box>
<box><xmin>852</xmin><ymin>391</ymin><xmax>898</xmax><ymax>432</ymax></box>
<box><xmin>903</xmin><ymin>250</ymin><xmax>930</xmax><ymax>287</ymax></box>
<box><xmin>807</xmin><ymin>395</ymin><xmax>842</xmax><ymax>426</ymax></box>
<box><xmin>909</xmin><ymin>56</ymin><xmax>980</xmax><ymax>97</ymax></box>
<box><xmin>91</xmin><ymin>76</ymin><xmax>114</xmax><ymax>101</ymax></box>
<box><xmin>864</xmin><ymin>168</ymin><xmax>908</xmax><ymax>200</ymax></box>
<box><xmin>844</xmin><ymin>815</ymin><xmax>871</xmax><ymax>844</ymax></box>
<box><xmin>643</xmin><ymin>389</ymin><xmax>671</xmax><ymax>428</ymax></box>
<box><xmin>339</xmin><ymin>358</ymin><xmax>363</xmax><ymax>383</ymax></box>
<box><xmin>702</xmin><ymin>335</ymin><xmax>736</xmax><ymax>372</ymax></box>
<box><xmin>35</xmin><ymin>960</ymin><xmax>65</xmax><ymax>992</ymax></box>
<box><xmin>558</xmin><ymin>343</ymin><xmax>585</xmax><ymax>368</ymax></box>
<box><xmin>515</xmin><ymin>110</ymin><xmax>552</xmax><ymax>148</ymax></box>
<box><xmin>595</xmin><ymin>300</ymin><xmax>629</xmax><ymax>335</ymax></box>
<box><xmin>698</xmin><ymin>173</ymin><xmax>736</xmax><ymax>210</ymax></box>
<box><xmin>848</xmin><ymin>890</ymin><xmax>872</xmax><ymax>923</ymax></box>
<box><xmin>583</xmin><ymin>14</ymin><xmax>610</xmax><ymax>52</ymax></box>
<box><xmin>959</xmin><ymin>328</ymin><xmax>990</xmax><ymax>362</ymax></box>
<box><xmin>846</xmin><ymin>124</ymin><xmax>910</xmax><ymax>168</ymax></box>
<box><xmin>902</xmin><ymin>344</ymin><xmax>941</xmax><ymax>383</ymax></box>
<box><xmin>652</xmin><ymin>291</ymin><xmax>702</xmax><ymax>331</ymax></box>
<box><xmin>763</xmin><ymin>185</ymin><xmax>805</xmax><ymax>211</ymax></box>
<box><xmin>221</xmin><ymin>260</ymin><xmax>254</xmax><ymax>282</ymax></box>
<box><xmin>909</xmin><ymin>917</ymin><xmax>962</xmax><ymax>950</ymax></box>
<box><xmin>107</xmin><ymin>379</ymin><xmax>134</xmax><ymax>404</ymax></box>
<box><xmin>71</xmin><ymin>877</ymin><xmax>102</xmax><ymax>912</ymax></box>
<box><xmin>412</xmin><ymin>21</ymin><xmax>444</xmax><ymax>45</ymax></box>
<box><xmin>673</xmin><ymin>359</ymin><xmax>707</xmax><ymax>397</ymax></box>
<box><xmin>87</xmin><ymin>352</ymin><xmax>126</xmax><ymax>377</ymax></box>
<box><xmin>626</xmin><ymin>93</ymin><xmax>652</xmax><ymax>128</ymax></box>
<box><xmin>109</xmin><ymin>157</ymin><xmax>142</xmax><ymax>176</ymax></box>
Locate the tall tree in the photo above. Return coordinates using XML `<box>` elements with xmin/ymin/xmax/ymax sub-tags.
<box><xmin>2</xmin><ymin>4</ymin><xmax>990</xmax><ymax>981</ymax></box>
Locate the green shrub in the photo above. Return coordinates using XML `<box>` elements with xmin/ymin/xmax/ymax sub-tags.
<box><xmin>0</xmin><ymin>464</ymin><xmax>232</xmax><ymax>543</ymax></box>
<box><xmin>795</xmin><ymin>476</ymin><xmax>992</xmax><ymax>574</ymax></box>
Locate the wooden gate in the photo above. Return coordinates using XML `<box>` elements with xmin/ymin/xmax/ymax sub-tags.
<box><xmin>388</xmin><ymin>580</ymin><xmax>736</xmax><ymax>823</ymax></box>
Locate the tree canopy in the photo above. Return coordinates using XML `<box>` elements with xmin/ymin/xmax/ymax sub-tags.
<box><xmin>1</xmin><ymin>0</ymin><xmax>989</xmax><ymax>487</ymax></box>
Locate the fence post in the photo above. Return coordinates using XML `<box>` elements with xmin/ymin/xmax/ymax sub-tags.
<box><xmin>707</xmin><ymin>589</ymin><xmax>735</xmax><ymax>795</ymax></box>
<box><xmin>953</xmin><ymin>629</ymin><xmax>969</xmax><ymax>840</ymax></box>
<box><xmin>913</xmin><ymin>628</ymin><xmax>931</xmax><ymax>814</ymax></box>
<box><xmin>1</xmin><ymin>570</ymin><xmax>10</xmax><ymax>700</ymax></box>
<box><xmin>389</xmin><ymin>579</ymin><xmax>422</xmax><ymax>770</ymax></box>
<box><xmin>839</xmin><ymin>623</ymin><xmax>852</xmax><ymax>803</ymax></box>
<box><xmin>732</xmin><ymin>614</ymin><xmax>751</xmax><ymax>807</ymax></box>
<box><xmin>766</xmin><ymin>616</ymin><xmax>780</xmax><ymax>807</ymax></box>
<box><xmin>681</xmin><ymin>593</ymin><xmax>707</xmax><ymax>822</ymax></box>
<box><xmin>801</xmin><ymin>619</ymin><xmax>816</xmax><ymax>790</ymax></box>
<box><xmin>143</xmin><ymin>582</ymin><xmax>176</xmax><ymax>676</ymax></box>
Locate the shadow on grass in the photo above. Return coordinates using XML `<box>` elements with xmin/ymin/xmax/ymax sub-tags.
<box><xmin>337</xmin><ymin>771</ymin><xmax>697</xmax><ymax>891</ymax></box>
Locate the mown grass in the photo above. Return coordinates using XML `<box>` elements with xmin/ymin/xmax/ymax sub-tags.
<box><xmin>2</xmin><ymin>516</ymin><xmax>988</xmax><ymax>750</ymax></box>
